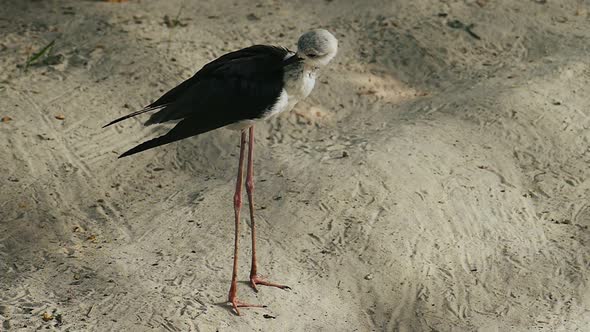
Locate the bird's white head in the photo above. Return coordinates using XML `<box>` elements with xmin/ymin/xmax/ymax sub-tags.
<box><xmin>296</xmin><ymin>29</ymin><xmax>338</xmax><ymax>67</ymax></box>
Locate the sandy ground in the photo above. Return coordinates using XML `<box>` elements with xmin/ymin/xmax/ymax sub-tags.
<box><xmin>1</xmin><ymin>0</ymin><xmax>589</xmax><ymax>331</ymax></box>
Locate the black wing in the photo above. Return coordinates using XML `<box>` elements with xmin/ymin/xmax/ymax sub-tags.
<box><xmin>106</xmin><ymin>45</ymin><xmax>301</xmax><ymax>158</ymax></box>
<box><xmin>145</xmin><ymin>45</ymin><xmax>290</xmax><ymax>113</ymax></box>
<box><xmin>144</xmin><ymin>45</ymin><xmax>292</xmax><ymax>125</ymax></box>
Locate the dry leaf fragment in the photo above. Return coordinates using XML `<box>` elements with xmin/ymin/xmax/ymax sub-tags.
<box><xmin>55</xmin><ymin>114</ymin><xmax>65</xmax><ymax>120</ymax></box>
<box><xmin>1</xmin><ymin>116</ymin><xmax>12</xmax><ymax>123</ymax></box>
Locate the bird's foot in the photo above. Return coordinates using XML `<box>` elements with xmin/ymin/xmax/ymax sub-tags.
<box><xmin>228</xmin><ymin>296</ymin><xmax>266</xmax><ymax>316</ymax></box>
<box><xmin>250</xmin><ymin>274</ymin><xmax>291</xmax><ymax>292</ymax></box>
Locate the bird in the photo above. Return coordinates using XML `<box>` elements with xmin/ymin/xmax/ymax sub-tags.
<box><xmin>103</xmin><ymin>29</ymin><xmax>338</xmax><ymax>315</ymax></box>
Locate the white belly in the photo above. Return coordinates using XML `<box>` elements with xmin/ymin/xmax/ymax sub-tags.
<box><xmin>261</xmin><ymin>68</ymin><xmax>316</xmax><ymax>119</ymax></box>
<box><xmin>283</xmin><ymin>69</ymin><xmax>316</xmax><ymax>113</ymax></box>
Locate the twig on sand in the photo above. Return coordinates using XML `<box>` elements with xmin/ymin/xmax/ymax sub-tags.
<box><xmin>446</xmin><ymin>20</ymin><xmax>481</xmax><ymax>40</ymax></box>
<box><xmin>165</xmin><ymin>2</ymin><xmax>187</xmax><ymax>57</ymax></box>
<box><xmin>86</xmin><ymin>305</ymin><xmax>93</xmax><ymax>318</ymax></box>
<box><xmin>24</xmin><ymin>39</ymin><xmax>56</xmax><ymax>70</ymax></box>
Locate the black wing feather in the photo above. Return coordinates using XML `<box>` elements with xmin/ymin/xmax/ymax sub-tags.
<box><xmin>102</xmin><ymin>105</ymin><xmax>164</xmax><ymax>128</ymax></box>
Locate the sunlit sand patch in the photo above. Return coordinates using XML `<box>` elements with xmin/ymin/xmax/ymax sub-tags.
<box><xmin>292</xmin><ymin>104</ymin><xmax>332</xmax><ymax>126</ymax></box>
<box><xmin>347</xmin><ymin>67</ymin><xmax>428</xmax><ymax>103</ymax></box>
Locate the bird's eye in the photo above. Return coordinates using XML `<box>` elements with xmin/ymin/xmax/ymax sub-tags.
<box><xmin>306</xmin><ymin>53</ymin><xmax>318</xmax><ymax>58</ymax></box>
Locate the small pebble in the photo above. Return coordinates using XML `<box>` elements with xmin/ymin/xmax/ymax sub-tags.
<box><xmin>247</xmin><ymin>13</ymin><xmax>260</xmax><ymax>21</ymax></box>
<box><xmin>42</xmin><ymin>312</ymin><xmax>53</xmax><ymax>321</ymax></box>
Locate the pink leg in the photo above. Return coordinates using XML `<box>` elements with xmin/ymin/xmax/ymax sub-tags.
<box><xmin>228</xmin><ymin>130</ymin><xmax>265</xmax><ymax>315</ymax></box>
<box><xmin>246</xmin><ymin>126</ymin><xmax>290</xmax><ymax>291</ymax></box>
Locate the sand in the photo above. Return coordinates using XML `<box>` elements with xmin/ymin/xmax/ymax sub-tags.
<box><xmin>1</xmin><ymin>0</ymin><xmax>589</xmax><ymax>331</ymax></box>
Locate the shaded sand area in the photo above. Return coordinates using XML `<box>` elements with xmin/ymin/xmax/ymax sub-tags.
<box><xmin>1</xmin><ymin>0</ymin><xmax>589</xmax><ymax>330</ymax></box>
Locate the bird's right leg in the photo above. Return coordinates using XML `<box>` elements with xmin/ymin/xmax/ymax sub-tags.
<box><xmin>228</xmin><ymin>130</ymin><xmax>265</xmax><ymax>315</ymax></box>
<box><xmin>246</xmin><ymin>126</ymin><xmax>290</xmax><ymax>291</ymax></box>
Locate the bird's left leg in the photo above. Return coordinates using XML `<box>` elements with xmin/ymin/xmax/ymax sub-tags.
<box><xmin>245</xmin><ymin>126</ymin><xmax>290</xmax><ymax>292</ymax></box>
<box><xmin>228</xmin><ymin>130</ymin><xmax>265</xmax><ymax>315</ymax></box>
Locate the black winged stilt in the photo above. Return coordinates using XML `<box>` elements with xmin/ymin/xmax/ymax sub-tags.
<box><xmin>104</xmin><ymin>29</ymin><xmax>338</xmax><ymax>315</ymax></box>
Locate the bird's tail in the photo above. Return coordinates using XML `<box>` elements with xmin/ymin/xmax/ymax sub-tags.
<box><xmin>118</xmin><ymin>115</ymin><xmax>231</xmax><ymax>158</ymax></box>
<box><xmin>118</xmin><ymin>132</ymin><xmax>181</xmax><ymax>158</ymax></box>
